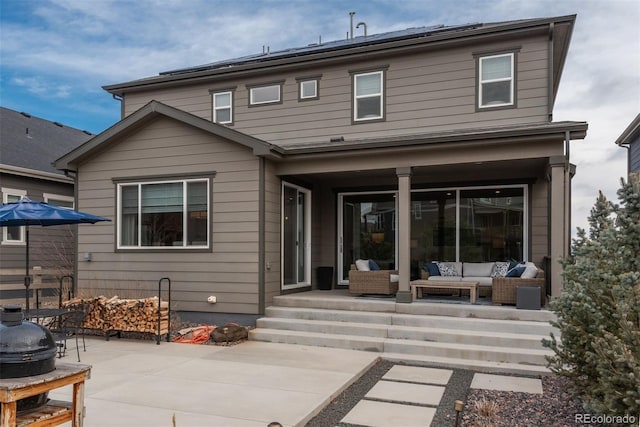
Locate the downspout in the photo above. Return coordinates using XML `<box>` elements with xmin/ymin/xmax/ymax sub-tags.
<box><xmin>258</xmin><ymin>157</ymin><xmax>266</xmax><ymax>315</ymax></box>
<box><xmin>547</xmin><ymin>23</ymin><xmax>554</xmax><ymax>122</ymax></box>
<box><xmin>67</xmin><ymin>169</ymin><xmax>80</xmax><ymax>298</ymax></box>
<box><xmin>112</xmin><ymin>94</ymin><xmax>124</xmax><ymax>119</ymax></box>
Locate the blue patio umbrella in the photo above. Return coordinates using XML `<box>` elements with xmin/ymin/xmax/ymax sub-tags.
<box><xmin>0</xmin><ymin>197</ymin><xmax>110</xmax><ymax>312</ymax></box>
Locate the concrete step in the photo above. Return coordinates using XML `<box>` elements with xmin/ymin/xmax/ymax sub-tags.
<box><xmin>264</xmin><ymin>306</ymin><xmax>557</xmax><ymax>336</ymax></box>
<box><xmin>257</xmin><ymin>317</ymin><xmax>549</xmax><ymax>349</ymax></box>
<box><xmin>249</xmin><ymin>328</ymin><xmax>552</xmax><ymax>367</ymax></box>
<box><xmin>272</xmin><ymin>292</ymin><xmax>557</xmax><ymax>323</ymax></box>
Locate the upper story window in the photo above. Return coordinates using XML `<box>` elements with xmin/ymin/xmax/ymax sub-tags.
<box><xmin>117</xmin><ymin>178</ymin><xmax>210</xmax><ymax>249</ymax></box>
<box><xmin>212</xmin><ymin>91</ymin><xmax>233</xmax><ymax>124</ymax></box>
<box><xmin>478</xmin><ymin>52</ymin><xmax>515</xmax><ymax>109</ymax></box>
<box><xmin>299</xmin><ymin>79</ymin><xmax>318</xmax><ymax>100</ymax></box>
<box><xmin>353</xmin><ymin>70</ymin><xmax>384</xmax><ymax>122</ymax></box>
<box><xmin>44</xmin><ymin>193</ymin><xmax>74</xmax><ymax>209</ymax></box>
<box><xmin>1</xmin><ymin>188</ymin><xmax>26</xmax><ymax>244</ymax></box>
<box><xmin>248</xmin><ymin>82</ymin><xmax>283</xmax><ymax>106</ymax></box>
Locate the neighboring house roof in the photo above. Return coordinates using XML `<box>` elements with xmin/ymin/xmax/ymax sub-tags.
<box><xmin>103</xmin><ymin>14</ymin><xmax>576</xmax><ymax>105</ymax></box>
<box><xmin>0</xmin><ymin>107</ymin><xmax>93</xmax><ymax>181</ymax></box>
<box><xmin>54</xmin><ymin>100</ymin><xmax>588</xmax><ymax>171</ymax></box>
<box><xmin>614</xmin><ymin>113</ymin><xmax>640</xmax><ymax>146</ymax></box>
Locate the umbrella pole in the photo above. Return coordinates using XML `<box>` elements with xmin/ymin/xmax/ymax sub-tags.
<box><xmin>24</xmin><ymin>227</ymin><xmax>30</xmax><ymax>313</ymax></box>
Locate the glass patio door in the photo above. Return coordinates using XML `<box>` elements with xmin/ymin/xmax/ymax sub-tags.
<box><xmin>338</xmin><ymin>192</ymin><xmax>396</xmax><ymax>283</ymax></box>
<box><xmin>282</xmin><ymin>183</ymin><xmax>311</xmax><ymax>289</ymax></box>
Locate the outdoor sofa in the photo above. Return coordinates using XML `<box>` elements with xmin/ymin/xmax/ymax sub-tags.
<box><xmin>348</xmin><ymin>260</ymin><xmax>398</xmax><ymax>295</ymax></box>
<box><xmin>420</xmin><ymin>261</ymin><xmax>546</xmax><ymax>305</ymax></box>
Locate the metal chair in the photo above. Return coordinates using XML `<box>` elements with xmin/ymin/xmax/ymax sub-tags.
<box><xmin>51</xmin><ymin>310</ymin><xmax>87</xmax><ymax>362</ymax></box>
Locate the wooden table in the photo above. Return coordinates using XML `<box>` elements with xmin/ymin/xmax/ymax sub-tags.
<box><xmin>410</xmin><ymin>280</ymin><xmax>479</xmax><ymax>304</ymax></box>
<box><xmin>0</xmin><ymin>363</ymin><xmax>91</xmax><ymax>427</ymax></box>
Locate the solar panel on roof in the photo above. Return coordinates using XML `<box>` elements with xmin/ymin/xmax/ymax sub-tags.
<box><xmin>159</xmin><ymin>23</ymin><xmax>480</xmax><ymax>76</ymax></box>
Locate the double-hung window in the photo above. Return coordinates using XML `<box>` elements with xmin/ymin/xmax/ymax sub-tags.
<box><xmin>117</xmin><ymin>178</ymin><xmax>209</xmax><ymax>249</ymax></box>
<box><xmin>2</xmin><ymin>188</ymin><xmax>26</xmax><ymax>244</ymax></box>
<box><xmin>478</xmin><ymin>53</ymin><xmax>515</xmax><ymax>108</ymax></box>
<box><xmin>212</xmin><ymin>91</ymin><xmax>233</xmax><ymax>124</ymax></box>
<box><xmin>353</xmin><ymin>70</ymin><xmax>384</xmax><ymax>121</ymax></box>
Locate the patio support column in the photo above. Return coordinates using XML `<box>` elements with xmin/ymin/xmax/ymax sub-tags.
<box><xmin>548</xmin><ymin>156</ymin><xmax>570</xmax><ymax>299</ymax></box>
<box><xmin>396</xmin><ymin>167</ymin><xmax>412</xmax><ymax>303</ymax></box>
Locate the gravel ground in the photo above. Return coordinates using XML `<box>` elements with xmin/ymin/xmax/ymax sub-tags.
<box><xmin>306</xmin><ymin>360</ymin><xmax>604</xmax><ymax>427</ymax></box>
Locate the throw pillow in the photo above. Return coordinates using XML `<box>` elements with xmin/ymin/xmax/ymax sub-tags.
<box><xmin>355</xmin><ymin>259</ymin><xmax>370</xmax><ymax>271</ymax></box>
<box><xmin>369</xmin><ymin>259</ymin><xmax>381</xmax><ymax>270</ymax></box>
<box><xmin>491</xmin><ymin>261</ymin><xmax>510</xmax><ymax>277</ymax></box>
<box><xmin>436</xmin><ymin>262</ymin><xmax>459</xmax><ymax>277</ymax></box>
<box><xmin>424</xmin><ymin>262</ymin><xmax>440</xmax><ymax>277</ymax></box>
<box><xmin>506</xmin><ymin>266</ymin><xmax>526</xmax><ymax>277</ymax></box>
<box><xmin>521</xmin><ymin>262</ymin><xmax>538</xmax><ymax>279</ymax></box>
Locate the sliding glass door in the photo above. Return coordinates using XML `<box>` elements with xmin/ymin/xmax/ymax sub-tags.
<box><xmin>338</xmin><ymin>192</ymin><xmax>396</xmax><ymax>283</ymax></box>
<box><xmin>338</xmin><ymin>185</ymin><xmax>526</xmax><ymax>282</ymax></box>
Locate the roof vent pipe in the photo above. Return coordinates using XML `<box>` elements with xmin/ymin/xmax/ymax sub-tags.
<box><xmin>349</xmin><ymin>11</ymin><xmax>355</xmax><ymax>39</ymax></box>
<box><xmin>356</xmin><ymin>22</ymin><xmax>367</xmax><ymax>38</ymax></box>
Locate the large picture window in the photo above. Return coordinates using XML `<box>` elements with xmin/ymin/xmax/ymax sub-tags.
<box><xmin>117</xmin><ymin>179</ymin><xmax>209</xmax><ymax>248</ymax></box>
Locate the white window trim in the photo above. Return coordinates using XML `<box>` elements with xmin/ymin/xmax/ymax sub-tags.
<box><xmin>478</xmin><ymin>52</ymin><xmax>514</xmax><ymax>108</ymax></box>
<box><xmin>299</xmin><ymin>79</ymin><xmax>317</xmax><ymax>100</ymax></box>
<box><xmin>213</xmin><ymin>91</ymin><xmax>233</xmax><ymax>124</ymax></box>
<box><xmin>281</xmin><ymin>182</ymin><xmax>312</xmax><ymax>290</ymax></box>
<box><xmin>116</xmin><ymin>178</ymin><xmax>210</xmax><ymax>249</ymax></box>
<box><xmin>1</xmin><ymin>188</ymin><xmax>26</xmax><ymax>245</ymax></box>
<box><xmin>249</xmin><ymin>84</ymin><xmax>281</xmax><ymax>105</ymax></box>
<box><xmin>354</xmin><ymin>71</ymin><xmax>384</xmax><ymax>121</ymax></box>
<box><xmin>43</xmin><ymin>193</ymin><xmax>74</xmax><ymax>209</ymax></box>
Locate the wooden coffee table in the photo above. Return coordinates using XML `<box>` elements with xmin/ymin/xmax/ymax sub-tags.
<box><xmin>410</xmin><ymin>280</ymin><xmax>479</xmax><ymax>304</ymax></box>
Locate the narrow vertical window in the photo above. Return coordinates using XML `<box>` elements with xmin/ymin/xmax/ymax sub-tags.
<box><xmin>213</xmin><ymin>91</ymin><xmax>233</xmax><ymax>124</ymax></box>
<box><xmin>354</xmin><ymin>71</ymin><xmax>384</xmax><ymax>121</ymax></box>
<box><xmin>1</xmin><ymin>189</ymin><xmax>26</xmax><ymax>243</ymax></box>
<box><xmin>479</xmin><ymin>53</ymin><xmax>514</xmax><ymax>108</ymax></box>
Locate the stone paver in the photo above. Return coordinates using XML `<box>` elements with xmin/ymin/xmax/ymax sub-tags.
<box><xmin>382</xmin><ymin>365</ymin><xmax>452</xmax><ymax>385</ymax></box>
<box><xmin>366</xmin><ymin>380</ymin><xmax>446</xmax><ymax>406</ymax></box>
<box><xmin>341</xmin><ymin>400</ymin><xmax>437</xmax><ymax>427</ymax></box>
<box><xmin>471</xmin><ymin>373</ymin><xmax>543</xmax><ymax>394</ymax></box>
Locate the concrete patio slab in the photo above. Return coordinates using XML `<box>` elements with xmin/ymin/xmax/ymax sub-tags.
<box><xmin>365</xmin><ymin>380</ymin><xmax>446</xmax><ymax>406</ymax></box>
<box><xmin>46</xmin><ymin>337</ymin><xmax>378</xmax><ymax>427</ymax></box>
<box><xmin>471</xmin><ymin>373</ymin><xmax>543</xmax><ymax>394</ymax></box>
<box><xmin>382</xmin><ymin>365</ymin><xmax>452</xmax><ymax>385</ymax></box>
<box><xmin>341</xmin><ymin>400</ymin><xmax>436</xmax><ymax>427</ymax></box>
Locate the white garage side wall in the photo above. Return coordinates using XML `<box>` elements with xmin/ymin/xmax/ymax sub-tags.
<box><xmin>75</xmin><ymin>116</ymin><xmax>261</xmax><ymax>314</ymax></box>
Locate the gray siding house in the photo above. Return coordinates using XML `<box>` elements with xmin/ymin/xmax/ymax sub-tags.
<box><xmin>616</xmin><ymin>114</ymin><xmax>640</xmax><ymax>174</ymax></box>
<box><xmin>55</xmin><ymin>15</ymin><xmax>587</xmax><ymax>323</ymax></box>
<box><xmin>0</xmin><ymin>107</ymin><xmax>92</xmax><ymax>297</ymax></box>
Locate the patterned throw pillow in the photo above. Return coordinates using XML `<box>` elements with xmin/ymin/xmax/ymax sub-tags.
<box><xmin>491</xmin><ymin>261</ymin><xmax>510</xmax><ymax>277</ymax></box>
<box><xmin>436</xmin><ymin>262</ymin><xmax>459</xmax><ymax>277</ymax></box>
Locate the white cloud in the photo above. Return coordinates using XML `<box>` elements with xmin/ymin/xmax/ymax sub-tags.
<box><xmin>1</xmin><ymin>0</ymin><xmax>638</xmax><ymax>235</ymax></box>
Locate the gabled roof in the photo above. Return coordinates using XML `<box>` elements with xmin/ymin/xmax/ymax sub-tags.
<box><xmin>54</xmin><ymin>101</ymin><xmax>282</xmax><ymax>171</ymax></box>
<box><xmin>615</xmin><ymin>114</ymin><xmax>640</xmax><ymax>146</ymax></box>
<box><xmin>103</xmin><ymin>14</ymin><xmax>576</xmax><ymax>104</ymax></box>
<box><xmin>0</xmin><ymin>106</ymin><xmax>92</xmax><ymax>179</ymax></box>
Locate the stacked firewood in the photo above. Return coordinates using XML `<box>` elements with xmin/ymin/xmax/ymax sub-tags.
<box><xmin>63</xmin><ymin>296</ymin><xmax>169</xmax><ymax>335</ymax></box>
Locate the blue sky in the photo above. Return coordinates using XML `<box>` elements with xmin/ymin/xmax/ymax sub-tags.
<box><xmin>1</xmin><ymin>0</ymin><xmax>639</xmax><ymax>233</ymax></box>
